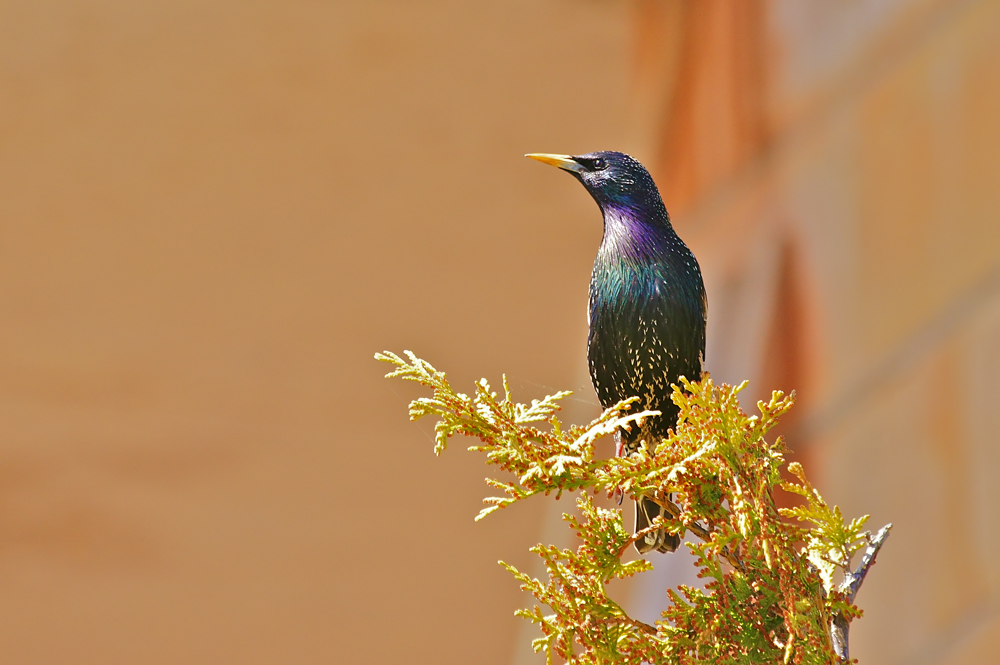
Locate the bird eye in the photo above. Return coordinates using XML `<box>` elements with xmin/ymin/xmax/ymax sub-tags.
<box><xmin>592</xmin><ymin>158</ymin><xmax>608</xmax><ymax>171</ymax></box>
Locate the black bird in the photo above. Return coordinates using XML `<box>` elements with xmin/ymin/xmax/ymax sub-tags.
<box><xmin>527</xmin><ymin>151</ymin><xmax>707</xmax><ymax>554</ymax></box>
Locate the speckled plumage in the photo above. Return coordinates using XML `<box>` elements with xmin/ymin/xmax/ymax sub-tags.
<box><xmin>531</xmin><ymin>151</ymin><xmax>707</xmax><ymax>554</ymax></box>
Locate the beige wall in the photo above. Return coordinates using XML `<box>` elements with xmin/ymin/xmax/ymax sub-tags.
<box><xmin>3</xmin><ymin>1</ymin><xmax>997</xmax><ymax>663</ymax></box>
<box><xmin>0</xmin><ymin>2</ymin><xmax>631</xmax><ymax>662</ymax></box>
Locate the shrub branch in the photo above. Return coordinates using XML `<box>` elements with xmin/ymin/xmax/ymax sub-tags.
<box><xmin>378</xmin><ymin>350</ymin><xmax>889</xmax><ymax>664</ymax></box>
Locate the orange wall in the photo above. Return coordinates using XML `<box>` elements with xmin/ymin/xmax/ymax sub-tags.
<box><xmin>629</xmin><ymin>1</ymin><xmax>1000</xmax><ymax>663</ymax></box>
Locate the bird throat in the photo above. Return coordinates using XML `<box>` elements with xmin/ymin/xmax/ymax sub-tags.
<box><xmin>598</xmin><ymin>205</ymin><xmax>670</xmax><ymax>268</ymax></box>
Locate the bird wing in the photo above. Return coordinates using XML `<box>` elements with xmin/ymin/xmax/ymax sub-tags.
<box><xmin>588</xmin><ymin>267</ymin><xmax>705</xmax><ymax>439</ymax></box>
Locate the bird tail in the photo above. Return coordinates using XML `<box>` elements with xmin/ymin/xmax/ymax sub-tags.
<box><xmin>634</xmin><ymin>495</ymin><xmax>680</xmax><ymax>554</ymax></box>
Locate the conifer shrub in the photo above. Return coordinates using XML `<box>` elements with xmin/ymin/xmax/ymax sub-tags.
<box><xmin>377</xmin><ymin>350</ymin><xmax>889</xmax><ymax>664</ymax></box>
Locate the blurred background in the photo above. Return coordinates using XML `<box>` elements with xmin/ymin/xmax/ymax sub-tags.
<box><xmin>0</xmin><ymin>0</ymin><xmax>997</xmax><ymax>663</ymax></box>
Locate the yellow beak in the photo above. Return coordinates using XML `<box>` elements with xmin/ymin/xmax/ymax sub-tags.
<box><xmin>525</xmin><ymin>153</ymin><xmax>586</xmax><ymax>174</ymax></box>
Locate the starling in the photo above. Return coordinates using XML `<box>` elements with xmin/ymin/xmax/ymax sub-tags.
<box><xmin>527</xmin><ymin>151</ymin><xmax>707</xmax><ymax>554</ymax></box>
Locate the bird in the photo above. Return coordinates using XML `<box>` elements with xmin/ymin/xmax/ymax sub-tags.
<box><xmin>526</xmin><ymin>151</ymin><xmax>707</xmax><ymax>554</ymax></box>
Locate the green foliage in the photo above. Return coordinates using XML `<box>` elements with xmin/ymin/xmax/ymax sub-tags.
<box><xmin>377</xmin><ymin>350</ymin><xmax>884</xmax><ymax>664</ymax></box>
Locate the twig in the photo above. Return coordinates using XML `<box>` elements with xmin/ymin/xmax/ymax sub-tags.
<box><xmin>830</xmin><ymin>523</ymin><xmax>892</xmax><ymax>662</ymax></box>
<box><xmin>646</xmin><ymin>492</ymin><xmax>746</xmax><ymax>570</ymax></box>
<box><xmin>617</xmin><ymin>520</ymin><xmax>672</xmax><ymax>559</ymax></box>
<box><xmin>615</xmin><ymin>615</ymin><xmax>658</xmax><ymax>636</ymax></box>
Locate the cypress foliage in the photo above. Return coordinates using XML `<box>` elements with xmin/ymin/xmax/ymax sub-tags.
<box><xmin>377</xmin><ymin>350</ymin><xmax>889</xmax><ymax>664</ymax></box>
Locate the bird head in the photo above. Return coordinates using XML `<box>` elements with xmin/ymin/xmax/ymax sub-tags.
<box><xmin>525</xmin><ymin>151</ymin><xmax>666</xmax><ymax>220</ymax></box>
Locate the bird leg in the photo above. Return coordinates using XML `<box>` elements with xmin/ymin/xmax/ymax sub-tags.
<box><xmin>632</xmin><ymin>494</ymin><xmax>680</xmax><ymax>553</ymax></box>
